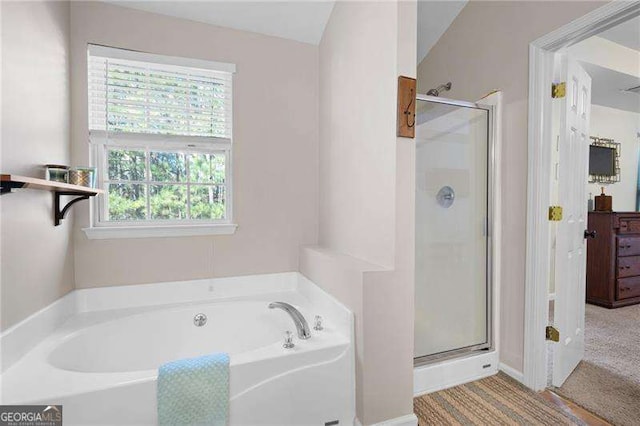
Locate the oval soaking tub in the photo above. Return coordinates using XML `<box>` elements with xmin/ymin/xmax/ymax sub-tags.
<box><xmin>48</xmin><ymin>301</ymin><xmax>294</xmax><ymax>373</ymax></box>
<box><xmin>0</xmin><ymin>273</ymin><xmax>355</xmax><ymax>426</ymax></box>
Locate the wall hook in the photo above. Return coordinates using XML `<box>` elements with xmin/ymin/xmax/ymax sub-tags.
<box><xmin>404</xmin><ymin>89</ymin><xmax>415</xmax><ymax>128</ymax></box>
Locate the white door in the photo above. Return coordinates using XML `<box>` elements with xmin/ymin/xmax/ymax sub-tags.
<box><xmin>553</xmin><ymin>56</ymin><xmax>592</xmax><ymax>387</ymax></box>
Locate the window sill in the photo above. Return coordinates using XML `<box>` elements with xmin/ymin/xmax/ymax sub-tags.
<box><xmin>82</xmin><ymin>224</ymin><xmax>238</xmax><ymax>240</ymax></box>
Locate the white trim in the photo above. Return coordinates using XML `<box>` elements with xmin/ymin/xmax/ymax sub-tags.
<box><xmin>548</xmin><ymin>292</ymin><xmax>556</xmax><ymax>301</ymax></box>
<box><xmin>88</xmin><ymin>130</ymin><xmax>232</xmax><ymax>148</ymax></box>
<box><xmin>0</xmin><ymin>292</ymin><xmax>77</xmax><ymax>373</ymax></box>
<box><xmin>532</xmin><ymin>1</ymin><xmax>640</xmax><ymax>52</ymax></box>
<box><xmin>88</xmin><ymin>44</ymin><xmax>236</xmax><ymax>74</ymax></box>
<box><xmin>524</xmin><ymin>0</ymin><xmax>640</xmax><ymax>391</ymax></box>
<box><xmin>82</xmin><ymin>223</ymin><xmax>237</xmax><ymax>239</ymax></box>
<box><xmin>499</xmin><ymin>362</ymin><xmax>525</xmax><ymax>384</ymax></box>
<box><xmin>524</xmin><ymin>42</ymin><xmax>555</xmax><ymax>391</ymax></box>
<box><xmin>370</xmin><ymin>414</ymin><xmax>418</xmax><ymax>426</ymax></box>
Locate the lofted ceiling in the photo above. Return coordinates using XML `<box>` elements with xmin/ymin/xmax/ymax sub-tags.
<box><xmin>105</xmin><ymin>1</ymin><xmax>335</xmax><ymax>45</ymax></box>
<box><xmin>106</xmin><ymin>0</ymin><xmax>466</xmax><ymax>56</ymax></box>
<box><xmin>417</xmin><ymin>0</ymin><xmax>467</xmax><ymax>64</ymax></box>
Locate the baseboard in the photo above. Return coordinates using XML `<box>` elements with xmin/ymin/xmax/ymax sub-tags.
<box><xmin>358</xmin><ymin>413</ymin><xmax>417</xmax><ymax>426</ymax></box>
<box><xmin>414</xmin><ymin>351</ymin><xmax>498</xmax><ymax>396</ymax></box>
<box><xmin>499</xmin><ymin>362</ymin><xmax>525</xmax><ymax>384</ymax></box>
<box><xmin>0</xmin><ymin>291</ymin><xmax>77</xmax><ymax>373</ymax></box>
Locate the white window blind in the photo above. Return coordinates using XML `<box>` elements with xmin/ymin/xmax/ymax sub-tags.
<box><xmin>88</xmin><ymin>45</ymin><xmax>234</xmax><ymax>141</ymax></box>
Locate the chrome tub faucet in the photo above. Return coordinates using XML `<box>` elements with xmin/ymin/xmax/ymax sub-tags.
<box><xmin>268</xmin><ymin>302</ymin><xmax>311</xmax><ymax>340</ymax></box>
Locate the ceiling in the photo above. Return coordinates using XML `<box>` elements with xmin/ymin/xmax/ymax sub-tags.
<box><xmin>107</xmin><ymin>0</ymin><xmax>466</xmax><ymax>55</ymax></box>
<box><xmin>106</xmin><ymin>1</ymin><xmax>335</xmax><ymax>45</ymax></box>
<box><xmin>417</xmin><ymin>0</ymin><xmax>467</xmax><ymax>64</ymax></box>
<box><xmin>599</xmin><ymin>16</ymin><xmax>640</xmax><ymax>51</ymax></box>
<box><xmin>582</xmin><ymin>62</ymin><xmax>640</xmax><ymax>114</ymax></box>
<box><xmin>574</xmin><ymin>16</ymin><xmax>640</xmax><ymax>114</ymax></box>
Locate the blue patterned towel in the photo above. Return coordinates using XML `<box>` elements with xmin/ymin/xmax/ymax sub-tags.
<box><xmin>157</xmin><ymin>353</ymin><xmax>230</xmax><ymax>426</ymax></box>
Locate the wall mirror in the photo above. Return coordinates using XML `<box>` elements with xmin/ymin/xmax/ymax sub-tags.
<box><xmin>588</xmin><ymin>136</ymin><xmax>620</xmax><ymax>184</ymax></box>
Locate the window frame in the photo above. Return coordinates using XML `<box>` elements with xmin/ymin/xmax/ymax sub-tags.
<box><xmin>85</xmin><ymin>45</ymin><xmax>236</xmax><ymax>236</ymax></box>
<box><xmin>92</xmin><ymin>135</ymin><xmax>232</xmax><ymax>227</ymax></box>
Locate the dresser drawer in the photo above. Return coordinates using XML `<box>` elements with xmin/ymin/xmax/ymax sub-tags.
<box><xmin>617</xmin><ymin>277</ymin><xmax>640</xmax><ymax>299</ymax></box>
<box><xmin>616</xmin><ymin>256</ymin><xmax>640</xmax><ymax>278</ymax></box>
<box><xmin>617</xmin><ymin>237</ymin><xmax>640</xmax><ymax>257</ymax></box>
<box><xmin>618</xmin><ymin>217</ymin><xmax>640</xmax><ymax>234</ymax></box>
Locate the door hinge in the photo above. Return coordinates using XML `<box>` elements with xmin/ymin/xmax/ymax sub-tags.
<box><xmin>552</xmin><ymin>82</ymin><xmax>566</xmax><ymax>98</ymax></box>
<box><xmin>546</xmin><ymin>326</ymin><xmax>560</xmax><ymax>342</ymax></box>
<box><xmin>549</xmin><ymin>206</ymin><xmax>563</xmax><ymax>221</ymax></box>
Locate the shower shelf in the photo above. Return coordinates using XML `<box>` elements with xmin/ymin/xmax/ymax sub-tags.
<box><xmin>1</xmin><ymin>174</ymin><xmax>104</xmax><ymax>226</ymax></box>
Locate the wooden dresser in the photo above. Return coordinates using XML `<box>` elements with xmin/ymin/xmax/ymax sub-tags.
<box><xmin>587</xmin><ymin>212</ymin><xmax>640</xmax><ymax>308</ymax></box>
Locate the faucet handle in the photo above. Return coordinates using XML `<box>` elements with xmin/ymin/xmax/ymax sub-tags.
<box><xmin>314</xmin><ymin>315</ymin><xmax>324</xmax><ymax>331</ymax></box>
<box><xmin>283</xmin><ymin>331</ymin><xmax>295</xmax><ymax>349</ymax></box>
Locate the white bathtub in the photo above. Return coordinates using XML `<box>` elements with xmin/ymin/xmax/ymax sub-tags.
<box><xmin>0</xmin><ymin>273</ymin><xmax>355</xmax><ymax>425</ymax></box>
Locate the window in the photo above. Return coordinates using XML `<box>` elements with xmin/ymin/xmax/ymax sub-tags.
<box><xmin>87</xmin><ymin>45</ymin><xmax>235</xmax><ymax>235</ymax></box>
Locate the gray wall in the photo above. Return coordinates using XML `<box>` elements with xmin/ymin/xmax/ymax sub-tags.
<box><xmin>1</xmin><ymin>1</ymin><xmax>321</xmax><ymax>328</ymax></box>
<box><xmin>68</xmin><ymin>2</ymin><xmax>319</xmax><ymax>288</ymax></box>
<box><xmin>1</xmin><ymin>1</ymin><xmax>74</xmax><ymax>330</ymax></box>
<box><xmin>309</xmin><ymin>1</ymin><xmax>417</xmax><ymax>424</ymax></box>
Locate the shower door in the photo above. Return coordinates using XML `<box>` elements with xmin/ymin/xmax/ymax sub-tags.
<box><xmin>414</xmin><ymin>96</ymin><xmax>493</xmax><ymax>364</ymax></box>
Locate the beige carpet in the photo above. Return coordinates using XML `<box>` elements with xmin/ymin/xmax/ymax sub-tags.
<box><xmin>554</xmin><ymin>303</ymin><xmax>640</xmax><ymax>426</ymax></box>
<box><xmin>414</xmin><ymin>372</ymin><xmax>585</xmax><ymax>425</ymax></box>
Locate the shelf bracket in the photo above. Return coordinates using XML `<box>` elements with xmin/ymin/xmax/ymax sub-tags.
<box><xmin>55</xmin><ymin>191</ymin><xmax>91</xmax><ymax>226</ymax></box>
<box><xmin>1</xmin><ymin>181</ymin><xmax>26</xmax><ymax>195</ymax></box>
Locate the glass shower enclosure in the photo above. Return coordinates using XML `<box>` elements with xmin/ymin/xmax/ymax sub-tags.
<box><xmin>414</xmin><ymin>96</ymin><xmax>494</xmax><ymax>365</ymax></box>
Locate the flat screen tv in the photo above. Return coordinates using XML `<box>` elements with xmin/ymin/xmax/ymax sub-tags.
<box><xmin>589</xmin><ymin>145</ymin><xmax>616</xmax><ymax>176</ymax></box>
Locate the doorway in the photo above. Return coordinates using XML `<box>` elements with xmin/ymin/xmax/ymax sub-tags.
<box><xmin>546</xmin><ymin>15</ymin><xmax>640</xmax><ymax>424</ymax></box>
<box><xmin>524</xmin><ymin>1</ymin><xmax>640</xmax><ymax>424</ymax></box>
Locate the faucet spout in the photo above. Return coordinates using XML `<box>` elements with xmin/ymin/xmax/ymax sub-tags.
<box><xmin>268</xmin><ymin>302</ymin><xmax>311</xmax><ymax>340</ymax></box>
